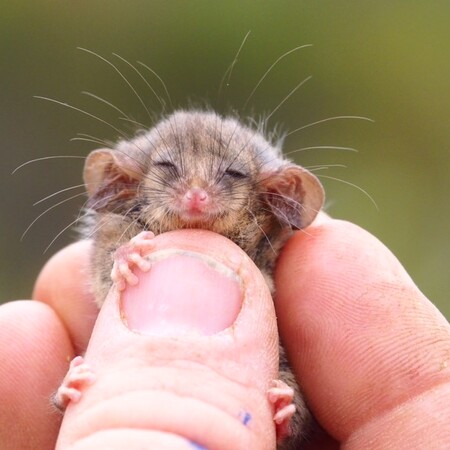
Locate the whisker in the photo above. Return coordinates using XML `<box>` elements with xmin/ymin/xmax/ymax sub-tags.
<box><xmin>118</xmin><ymin>116</ymin><xmax>148</xmax><ymax>129</ymax></box>
<box><xmin>284</xmin><ymin>145</ymin><xmax>358</xmax><ymax>157</ymax></box>
<box><xmin>137</xmin><ymin>60</ymin><xmax>173</xmax><ymax>109</ymax></box>
<box><xmin>116</xmin><ymin>214</ymin><xmax>141</xmax><ymax>245</ymax></box>
<box><xmin>83</xmin><ymin>200</ymin><xmax>127</xmax><ymax>238</ymax></box>
<box><xmin>44</xmin><ymin>210</ymin><xmax>91</xmax><ymax>254</ymax></box>
<box><xmin>81</xmin><ymin>91</ymin><xmax>131</xmax><ymax>119</ymax></box>
<box><xmin>21</xmin><ymin>191</ymin><xmax>87</xmax><ymax>241</ymax></box>
<box><xmin>246</xmin><ymin>208</ymin><xmax>276</xmax><ymax>255</ymax></box>
<box><xmin>70</xmin><ymin>133</ymin><xmax>113</xmax><ymax>147</ymax></box>
<box><xmin>265</xmin><ymin>75</ymin><xmax>312</xmax><ymax>123</ymax></box>
<box><xmin>12</xmin><ymin>155</ymin><xmax>85</xmax><ymax>174</ymax></box>
<box><xmin>261</xmin><ymin>191</ymin><xmax>311</xmax><ymax>214</ymax></box>
<box><xmin>34</xmin><ymin>96</ymin><xmax>129</xmax><ymax>138</ymax></box>
<box><xmin>77</xmin><ymin>47</ymin><xmax>152</xmax><ymax>122</ymax></box>
<box><xmin>318</xmin><ymin>174</ymin><xmax>379</xmax><ymax>210</ymax></box>
<box><xmin>286</xmin><ymin>116</ymin><xmax>374</xmax><ymax>137</ymax></box>
<box><xmin>33</xmin><ymin>184</ymin><xmax>86</xmax><ymax>206</ymax></box>
<box><xmin>306</xmin><ymin>164</ymin><xmax>347</xmax><ymax>171</ymax></box>
<box><xmin>113</xmin><ymin>53</ymin><xmax>165</xmax><ymax>112</ymax></box>
<box><xmin>270</xmin><ymin>203</ymin><xmax>314</xmax><ymax>237</ymax></box>
<box><xmin>242</xmin><ymin>44</ymin><xmax>313</xmax><ymax>110</ymax></box>
<box><xmin>34</xmin><ymin>96</ymin><xmax>149</xmax><ymax>171</ymax></box>
<box><xmin>218</xmin><ymin>30</ymin><xmax>251</xmax><ymax>98</ymax></box>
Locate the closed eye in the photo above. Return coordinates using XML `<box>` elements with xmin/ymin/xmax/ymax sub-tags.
<box><xmin>155</xmin><ymin>160</ymin><xmax>176</xmax><ymax>169</ymax></box>
<box><xmin>225</xmin><ymin>168</ymin><xmax>247</xmax><ymax>179</ymax></box>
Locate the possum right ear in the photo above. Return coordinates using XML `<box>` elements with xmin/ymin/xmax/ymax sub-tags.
<box><xmin>260</xmin><ymin>165</ymin><xmax>324</xmax><ymax>229</ymax></box>
<box><xmin>83</xmin><ymin>149</ymin><xmax>144</xmax><ymax>212</ymax></box>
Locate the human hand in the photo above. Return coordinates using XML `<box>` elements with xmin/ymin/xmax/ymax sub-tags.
<box><xmin>1</xmin><ymin>216</ymin><xmax>449</xmax><ymax>449</ymax></box>
<box><xmin>1</xmin><ymin>231</ymin><xmax>281</xmax><ymax>449</ymax></box>
<box><xmin>275</xmin><ymin>215</ymin><xmax>450</xmax><ymax>448</ymax></box>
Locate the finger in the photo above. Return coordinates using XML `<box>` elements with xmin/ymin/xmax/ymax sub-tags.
<box><xmin>0</xmin><ymin>300</ymin><xmax>73</xmax><ymax>449</ymax></box>
<box><xmin>275</xmin><ymin>219</ymin><xmax>450</xmax><ymax>446</ymax></box>
<box><xmin>33</xmin><ymin>240</ymin><xmax>98</xmax><ymax>354</ymax></box>
<box><xmin>57</xmin><ymin>229</ymin><xmax>280</xmax><ymax>450</ymax></box>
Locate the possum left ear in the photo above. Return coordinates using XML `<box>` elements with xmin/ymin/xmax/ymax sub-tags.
<box><xmin>260</xmin><ymin>166</ymin><xmax>324</xmax><ymax>229</ymax></box>
<box><xmin>83</xmin><ymin>148</ymin><xmax>144</xmax><ymax>212</ymax></box>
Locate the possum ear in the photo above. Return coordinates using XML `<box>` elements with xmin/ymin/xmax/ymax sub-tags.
<box><xmin>83</xmin><ymin>149</ymin><xmax>144</xmax><ymax>212</ymax></box>
<box><xmin>261</xmin><ymin>166</ymin><xmax>324</xmax><ymax>229</ymax></box>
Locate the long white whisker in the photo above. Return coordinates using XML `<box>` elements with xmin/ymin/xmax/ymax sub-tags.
<box><xmin>44</xmin><ymin>210</ymin><xmax>91</xmax><ymax>254</ymax></box>
<box><xmin>270</xmin><ymin>203</ymin><xmax>314</xmax><ymax>237</ymax></box>
<box><xmin>12</xmin><ymin>155</ymin><xmax>85</xmax><ymax>174</ymax></box>
<box><xmin>284</xmin><ymin>145</ymin><xmax>358</xmax><ymax>157</ymax></box>
<box><xmin>286</xmin><ymin>116</ymin><xmax>374</xmax><ymax>137</ymax></box>
<box><xmin>21</xmin><ymin>192</ymin><xmax>87</xmax><ymax>241</ymax></box>
<box><xmin>113</xmin><ymin>53</ymin><xmax>165</xmax><ymax>111</ymax></box>
<box><xmin>116</xmin><ymin>215</ymin><xmax>141</xmax><ymax>245</ymax></box>
<box><xmin>33</xmin><ymin>184</ymin><xmax>86</xmax><ymax>206</ymax></box>
<box><xmin>77</xmin><ymin>47</ymin><xmax>152</xmax><ymax>121</ymax></box>
<box><xmin>34</xmin><ymin>96</ymin><xmax>128</xmax><ymax>137</ymax></box>
<box><xmin>306</xmin><ymin>164</ymin><xmax>347</xmax><ymax>171</ymax></box>
<box><xmin>81</xmin><ymin>198</ymin><xmax>124</xmax><ymax>238</ymax></box>
<box><xmin>265</xmin><ymin>75</ymin><xmax>312</xmax><ymax>123</ymax></box>
<box><xmin>242</xmin><ymin>44</ymin><xmax>313</xmax><ymax>110</ymax></box>
<box><xmin>318</xmin><ymin>174</ymin><xmax>379</xmax><ymax>210</ymax></box>
<box><xmin>137</xmin><ymin>61</ymin><xmax>173</xmax><ymax>109</ymax></box>
<box><xmin>70</xmin><ymin>133</ymin><xmax>113</xmax><ymax>147</ymax></box>
<box><xmin>81</xmin><ymin>91</ymin><xmax>130</xmax><ymax>119</ymax></box>
<box><xmin>218</xmin><ymin>30</ymin><xmax>251</xmax><ymax>97</ymax></box>
<box><xmin>246</xmin><ymin>208</ymin><xmax>276</xmax><ymax>255</ymax></box>
<box><xmin>118</xmin><ymin>116</ymin><xmax>148</xmax><ymax>129</ymax></box>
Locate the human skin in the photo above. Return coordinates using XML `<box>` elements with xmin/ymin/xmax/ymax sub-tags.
<box><xmin>0</xmin><ymin>215</ymin><xmax>449</xmax><ymax>449</ymax></box>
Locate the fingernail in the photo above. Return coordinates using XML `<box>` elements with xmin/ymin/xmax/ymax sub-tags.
<box><xmin>121</xmin><ymin>250</ymin><xmax>242</xmax><ymax>336</ymax></box>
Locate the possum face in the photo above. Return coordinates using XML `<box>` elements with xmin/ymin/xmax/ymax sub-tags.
<box><xmin>83</xmin><ymin>111</ymin><xmax>324</xmax><ymax>236</ymax></box>
<box><xmin>139</xmin><ymin>122</ymin><xmax>259</xmax><ymax>233</ymax></box>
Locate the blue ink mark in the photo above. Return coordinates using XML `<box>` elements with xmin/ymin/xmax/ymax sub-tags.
<box><xmin>239</xmin><ymin>410</ymin><xmax>252</xmax><ymax>426</ymax></box>
<box><xmin>189</xmin><ymin>441</ymin><xmax>208</xmax><ymax>450</ymax></box>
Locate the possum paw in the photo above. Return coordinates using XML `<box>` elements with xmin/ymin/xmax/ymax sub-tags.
<box><xmin>268</xmin><ymin>379</ymin><xmax>296</xmax><ymax>442</ymax></box>
<box><xmin>53</xmin><ymin>356</ymin><xmax>96</xmax><ymax>412</ymax></box>
<box><xmin>111</xmin><ymin>231</ymin><xmax>155</xmax><ymax>290</ymax></box>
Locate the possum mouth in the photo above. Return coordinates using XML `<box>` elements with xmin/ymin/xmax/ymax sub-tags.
<box><xmin>177</xmin><ymin>210</ymin><xmax>220</xmax><ymax>225</ymax></box>
<box><xmin>172</xmin><ymin>201</ymin><xmax>226</xmax><ymax>223</ymax></box>
<box><xmin>172</xmin><ymin>208</ymin><xmax>230</xmax><ymax>229</ymax></box>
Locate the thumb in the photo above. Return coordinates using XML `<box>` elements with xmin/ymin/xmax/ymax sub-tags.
<box><xmin>57</xmin><ymin>230</ymin><xmax>280</xmax><ymax>450</ymax></box>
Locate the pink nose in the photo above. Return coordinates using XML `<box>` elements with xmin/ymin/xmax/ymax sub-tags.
<box><xmin>184</xmin><ymin>188</ymin><xmax>209</xmax><ymax>210</ymax></box>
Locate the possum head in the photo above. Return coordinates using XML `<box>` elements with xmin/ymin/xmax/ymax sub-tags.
<box><xmin>83</xmin><ymin>111</ymin><xmax>324</xmax><ymax>238</ymax></box>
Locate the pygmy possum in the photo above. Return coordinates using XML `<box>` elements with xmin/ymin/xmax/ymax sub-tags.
<box><xmin>55</xmin><ymin>109</ymin><xmax>325</xmax><ymax>449</ymax></box>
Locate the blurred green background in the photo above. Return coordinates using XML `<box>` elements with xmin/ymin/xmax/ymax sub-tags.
<box><xmin>1</xmin><ymin>1</ymin><xmax>448</xmax><ymax>318</ymax></box>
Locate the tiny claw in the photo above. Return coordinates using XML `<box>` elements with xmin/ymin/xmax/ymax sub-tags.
<box><xmin>267</xmin><ymin>379</ymin><xmax>296</xmax><ymax>442</ymax></box>
<box><xmin>129</xmin><ymin>253</ymin><xmax>152</xmax><ymax>271</ymax></box>
<box><xmin>70</xmin><ymin>356</ymin><xmax>85</xmax><ymax>368</ymax></box>
<box><xmin>116</xmin><ymin>279</ymin><xmax>127</xmax><ymax>291</ymax></box>
<box><xmin>111</xmin><ymin>230</ymin><xmax>155</xmax><ymax>289</ymax></box>
<box><xmin>131</xmin><ymin>230</ymin><xmax>155</xmax><ymax>242</ymax></box>
<box><xmin>274</xmin><ymin>403</ymin><xmax>296</xmax><ymax>424</ymax></box>
<box><xmin>58</xmin><ymin>386</ymin><xmax>82</xmax><ymax>403</ymax></box>
<box><xmin>53</xmin><ymin>356</ymin><xmax>96</xmax><ymax>412</ymax></box>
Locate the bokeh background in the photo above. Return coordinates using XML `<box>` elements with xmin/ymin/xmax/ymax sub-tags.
<box><xmin>1</xmin><ymin>2</ymin><xmax>449</xmax><ymax>318</ymax></box>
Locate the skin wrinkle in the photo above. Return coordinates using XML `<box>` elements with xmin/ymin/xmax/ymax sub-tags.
<box><xmin>83</xmin><ymin>358</ymin><xmax>264</xmax><ymax>414</ymax></box>
<box><xmin>0</xmin><ymin>301</ymin><xmax>69</xmax><ymax>449</ymax></box>
<box><xmin>70</xmin><ymin>430</ymin><xmax>204</xmax><ymax>449</ymax></box>
<box><xmin>344</xmin><ymin>383</ymin><xmax>450</xmax><ymax>449</ymax></box>
<box><xmin>275</xmin><ymin>220</ymin><xmax>450</xmax><ymax>443</ymax></box>
<box><xmin>328</xmin><ymin>288</ymin><xmax>449</xmax><ymax>438</ymax></box>
<box><xmin>64</xmin><ymin>392</ymin><xmax>254</xmax><ymax>450</ymax></box>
